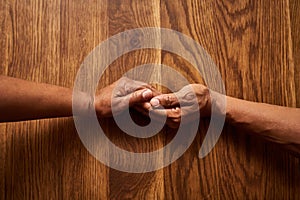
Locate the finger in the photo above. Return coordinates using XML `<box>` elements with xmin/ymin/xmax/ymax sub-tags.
<box><xmin>150</xmin><ymin>93</ymin><xmax>179</xmax><ymax>108</ymax></box>
<box><xmin>133</xmin><ymin>104</ymin><xmax>181</xmax><ymax>129</ymax></box>
<box><xmin>151</xmin><ymin>106</ymin><xmax>200</xmax><ymax>127</ymax></box>
<box><xmin>133</xmin><ymin>102</ymin><xmax>152</xmax><ymax>116</ymax></box>
<box><xmin>165</xmin><ymin>110</ymin><xmax>181</xmax><ymax>128</ymax></box>
<box><xmin>135</xmin><ymin>104</ymin><xmax>185</xmax><ymax>129</ymax></box>
<box><xmin>146</xmin><ymin>85</ymin><xmax>161</xmax><ymax>96</ymax></box>
<box><xmin>128</xmin><ymin>78</ymin><xmax>151</xmax><ymax>89</ymax></box>
<box><xmin>115</xmin><ymin>77</ymin><xmax>148</xmax><ymax>96</ymax></box>
<box><xmin>117</xmin><ymin>77</ymin><xmax>162</xmax><ymax>97</ymax></box>
<box><xmin>166</xmin><ymin>120</ymin><xmax>180</xmax><ymax>129</ymax></box>
<box><xmin>128</xmin><ymin>89</ymin><xmax>153</xmax><ymax>106</ymax></box>
<box><xmin>130</xmin><ymin>81</ymin><xmax>161</xmax><ymax>97</ymax></box>
<box><xmin>150</xmin><ymin>107</ymin><xmax>181</xmax><ymax>120</ymax></box>
<box><xmin>149</xmin><ymin>107</ymin><xmax>181</xmax><ymax>128</ymax></box>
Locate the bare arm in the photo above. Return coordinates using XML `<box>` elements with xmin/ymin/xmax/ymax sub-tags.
<box><xmin>0</xmin><ymin>76</ymin><xmax>156</xmax><ymax>122</ymax></box>
<box><xmin>226</xmin><ymin>96</ymin><xmax>300</xmax><ymax>147</ymax></box>
<box><xmin>0</xmin><ymin>75</ymin><xmax>78</xmax><ymax>122</ymax></box>
<box><xmin>149</xmin><ymin>84</ymin><xmax>300</xmax><ymax>153</ymax></box>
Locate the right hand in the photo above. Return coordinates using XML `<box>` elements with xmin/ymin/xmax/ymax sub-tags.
<box><xmin>146</xmin><ymin>84</ymin><xmax>212</xmax><ymax>128</ymax></box>
<box><xmin>94</xmin><ymin>77</ymin><xmax>161</xmax><ymax>118</ymax></box>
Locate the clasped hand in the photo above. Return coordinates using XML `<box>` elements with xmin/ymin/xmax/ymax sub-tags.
<box><xmin>94</xmin><ymin>77</ymin><xmax>212</xmax><ymax>128</ymax></box>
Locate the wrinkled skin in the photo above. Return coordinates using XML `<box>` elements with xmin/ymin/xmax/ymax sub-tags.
<box><xmin>137</xmin><ymin>84</ymin><xmax>212</xmax><ymax>128</ymax></box>
<box><xmin>94</xmin><ymin>79</ymin><xmax>213</xmax><ymax>128</ymax></box>
<box><xmin>94</xmin><ymin>77</ymin><xmax>160</xmax><ymax>118</ymax></box>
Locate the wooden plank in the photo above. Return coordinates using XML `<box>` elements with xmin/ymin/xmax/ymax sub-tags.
<box><xmin>59</xmin><ymin>0</ymin><xmax>109</xmax><ymax>199</ymax></box>
<box><xmin>160</xmin><ymin>0</ymin><xmax>299</xmax><ymax>199</ymax></box>
<box><xmin>211</xmin><ymin>0</ymin><xmax>299</xmax><ymax>199</ymax></box>
<box><xmin>0</xmin><ymin>0</ymin><xmax>9</xmax><ymax>198</ymax></box>
<box><xmin>106</xmin><ymin>0</ymin><xmax>165</xmax><ymax>199</ymax></box>
<box><xmin>1</xmin><ymin>0</ymin><xmax>66</xmax><ymax>199</ymax></box>
<box><xmin>0</xmin><ymin>123</ymin><xmax>6</xmax><ymax>200</ymax></box>
<box><xmin>160</xmin><ymin>1</ymin><xmax>222</xmax><ymax>199</ymax></box>
<box><xmin>290</xmin><ymin>0</ymin><xmax>300</xmax><ymax>107</ymax></box>
<box><xmin>1</xmin><ymin>0</ymin><xmax>109</xmax><ymax>199</ymax></box>
<box><xmin>0</xmin><ymin>0</ymin><xmax>299</xmax><ymax>199</ymax></box>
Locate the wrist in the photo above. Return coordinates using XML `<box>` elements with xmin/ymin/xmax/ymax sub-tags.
<box><xmin>72</xmin><ymin>91</ymin><xmax>94</xmax><ymax>117</ymax></box>
<box><xmin>209</xmin><ymin>90</ymin><xmax>227</xmax><ymax>117</ymax></box>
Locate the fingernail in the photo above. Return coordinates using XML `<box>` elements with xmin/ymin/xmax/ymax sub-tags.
<box><xmin>142</xmin><ymin>89</ymin><xmax>152</xmax><ymax>99</ymax></box>
<box><xmin>173</xmin><ymin>107</ymin><xmax>180</xmax><ymax>112</ymax></box>
<box><xmin>150</xmin><ymin>98</ymin><xmax>160</xmax><ymax>107</ymax></box>
<box><xmin>145</xmin><ymin>102</ymin><xmax>151</xmax><ymax>109</ymax></box>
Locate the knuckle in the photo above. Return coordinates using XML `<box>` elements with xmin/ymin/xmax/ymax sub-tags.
<box><xmin>172</xmin><ymin>118</ymin><xmax>181</xmax><ymax>123</ymax></box>
<box><xmin>119</xmin><ymin>77</ymin><xmax>129</xmax><ymax>84</ymax></box>
<box><xmin>132</xmin><ymin>91</ymin><xmax>139</xmax><ymax>99</ymax></box>
<box><xmin>169</xmin><ymin>110</ymin><xmax>181</xmax><ymax>119</ymax></box>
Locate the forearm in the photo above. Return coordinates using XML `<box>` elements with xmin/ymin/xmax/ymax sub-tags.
<box><xmin>225</xmin><ymin>96</ymin><xmax>300</xmax><ymax>146</ymax></box>
<box><xmin>0</xmin><ymin>75</ymin><xmax>90</xmax><ymax>122</ymax></box>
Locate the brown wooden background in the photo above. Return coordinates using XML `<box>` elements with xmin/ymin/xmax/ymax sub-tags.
<box><xmin>1</xmin><ymin>0</ymin><xmax>299</xmax><ymax>199</ymax></box>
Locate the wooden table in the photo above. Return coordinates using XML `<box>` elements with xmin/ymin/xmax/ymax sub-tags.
<box><xmin>1</xmin><ymin>0</ymin><xmax>299</xmax><ymax>199</ymax></box>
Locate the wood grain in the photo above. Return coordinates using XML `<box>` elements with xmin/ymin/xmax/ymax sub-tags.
<box><xmin>0</xmin><ymin>0</ymin><xmax>299</xmax><ymax>199</ymax></box>
<box><xmin>106</xmin><ymin>1</ymin><xmax>165</xmax><ymax>199</ymax></box>
<box><xmin>290</xmin><ymin>0</ymin><xmax>300</xmax><ymax>108</ymax></box>
<box><xmin>1</xmin><ymin>0</ymin><xmax>109</xmax><ymax>199</ymax></box>
<box><xmin>160</xmin><ymin>0</ymin><xmax>299</xmax><ymax>199</ymax></box>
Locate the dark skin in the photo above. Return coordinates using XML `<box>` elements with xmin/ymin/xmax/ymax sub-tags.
<box><xmin>145</xmin><ymin>84</ymin><xmax>300</xmax><ymax>153</ymax></box>
<box><xmin>0</xmin><ymin>76</ymin><xmax>158</xmax><ymax>122</ymax></box>
<box><xmin>1</xmin><ymin>75</ymin><xmax>299</xmax><ymax>153</ymax></box>
<box><xmin>94</xmin><ymin>77</ymin><xmax>161</xmax><ymax>117</ymax></box>
<box><xmin>134</xmin><ymin>84</ymin><xmax>212</xmax><ymax>128</ymax></box>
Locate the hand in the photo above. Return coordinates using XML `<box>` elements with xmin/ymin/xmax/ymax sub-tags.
<box><xmin>94</xmin><ymin>77</ymin><xmax>160</xmax><ymax>118</ymax></box>
<box><xmin>147</xmin><ymin>84</ymin><xmax>212</xmax><ymax>128</ymax></box>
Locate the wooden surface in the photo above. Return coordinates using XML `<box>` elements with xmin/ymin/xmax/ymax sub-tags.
<box><xmin>0</xmin><ymin>0</ymin><xmax>299</xmax><ymax>199</ymax></box>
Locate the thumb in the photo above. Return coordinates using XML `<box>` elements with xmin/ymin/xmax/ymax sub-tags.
<box><xmin>128</xmin><ymin>89</ymin><xmax>153</xmax><ymax>106</ymax></box>
<box><xmin>150</xmin><ymin>93</ymin><xmax>179</xmax><ymax>108</ymax></box>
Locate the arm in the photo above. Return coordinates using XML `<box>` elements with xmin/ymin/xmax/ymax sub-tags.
<box><xmin>226</xmin><ymin>96</ymin><xmax>300</xmax><ymax>145</ymax></box>
<box><xmin>0</xmin><ymin>75</ymin><xmax>77</xmax><ymax>122</ymax></box>
<box><xmin>149</xmin><ymin>84</ymin><xmax>300</xmax><ymax>153</ymax></box>
<box><xmin>0</xmin><ymin>75</ymin><xmax>156</xmax><ymax>122</ymax></box>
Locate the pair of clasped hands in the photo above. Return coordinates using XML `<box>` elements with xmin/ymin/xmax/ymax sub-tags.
<box><xmin>94</xmin><ymin>77</ymin><xmax>213</xmax><ymax>128</ymax></box>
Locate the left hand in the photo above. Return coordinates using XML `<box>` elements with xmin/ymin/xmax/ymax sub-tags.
<box><xmin>143</xmin><ymin>84</ymin><xmax>212</xmax><ymax>128</ymax></box>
